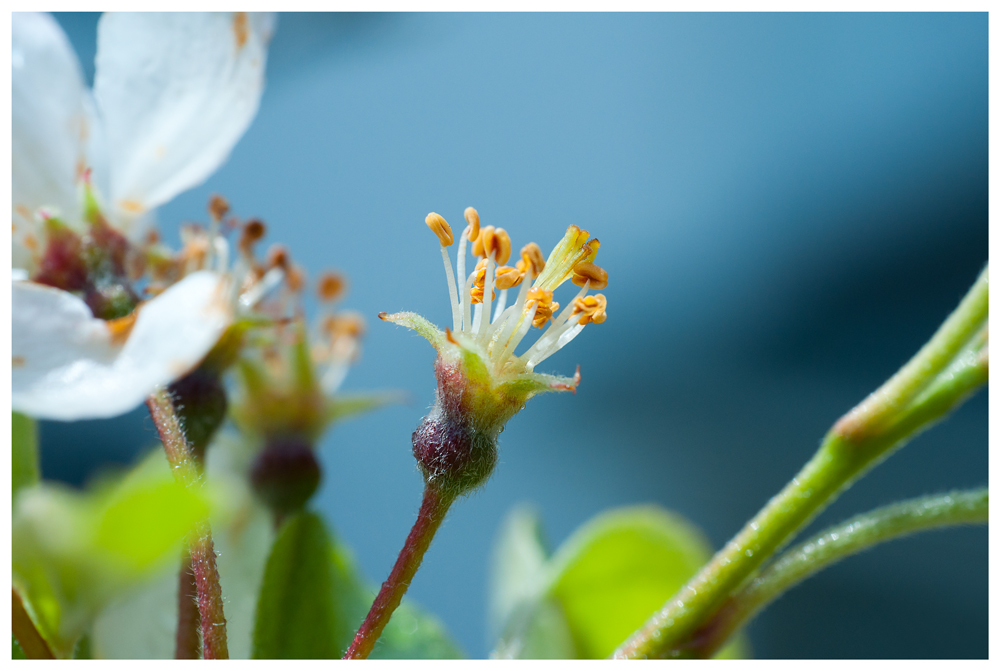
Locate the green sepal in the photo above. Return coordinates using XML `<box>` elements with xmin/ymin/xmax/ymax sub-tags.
<box><xmin>324</xmin><ymin>391</ymin><xmax>406</xmax><ymax>426</ymax></box>
<box><xmin>379</xmin><ymin>311</ymin><xmax>446</xmax><ymax>349</ymax></box>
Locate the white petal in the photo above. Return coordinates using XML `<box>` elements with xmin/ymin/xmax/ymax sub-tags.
<box><xmin>12</xmin><ymin>271</ymin><xmax>233</xmax><ymax>421</ymax></box>
<box><xmin>12</xmin><ymin>12</ymin><xmax>95</xmax><ymax>268</ymax></box>
<box><xmin>94</xmin><ymin>12</ymin><xmax>272</xmax><ymax>227</ymax></box>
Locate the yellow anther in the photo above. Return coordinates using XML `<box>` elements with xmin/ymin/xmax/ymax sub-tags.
<box><xmin>518</xmin><ymin>242</ymin><xmax>546</xmax><ymax>277</ymax></box>
<box><xmin>473</xmin><ymin>225</ymin><xmax>512</xmax><ymax>265</ymax></box>
<box><xmin>494</xmin><ymin>265</ymin><xmax>524</xmax><ymax>290</ymax></box>
<box><xmin>317</xmin><ymin>271</ymin><xmax>346</xmax><ymax>302</ymax></box>
<box><xmin>208</xmin><ymin>194</ymin><xmax>230</xmax><ymax>221</ymax></box>
<box><xmin>526</xmin><ymin>287</ymin><xmax>558</xmax><ymax>328</ymax></box>
<box><xmin>464</xmin><ymin>207</ymin><xmax>480</xmax><ymax>241</ymax></box>
<box><xmin>425</xmin><ymin>212</ymin><xmax>454</xmax><ymax>247</ymax></box>
<box><xmin>470</xmin><ymin>264</ymin><xmax>496</xmax><ymax>304</ymax></box>
<box><xmin>572</xmin><ymin>261</ymin><xmax>608</xmax><ymax>290</ymax></box>
<box><xmin>571</xmin><ymin>294</ymin><xmax>607</xmax><ymax>325</ymax></box>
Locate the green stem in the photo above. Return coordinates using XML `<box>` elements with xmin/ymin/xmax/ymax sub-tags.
<box><xmin>689</xmin><ymin>488</ymin><xmax>988</xmax><ymax>658</ymax></box>
<box><xmin>147</xmin><ymin>389</ymin><xmax>229</xmax><ymax>660</ymax></box>
<box><xmin>614</xmin><ymin>266</ymin><xmax>988</xmax><ymax>659</ymax></box>
<box><xmin>343</xmin><ymin>485</ymin><xmax>454</xmax><ymax>659</ymax></box>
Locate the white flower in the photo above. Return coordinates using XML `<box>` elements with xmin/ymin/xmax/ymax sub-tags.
<box><xmin>11</xmin><ymin>12</ymin><xmax>274</xmax><ymax>420</ymax></box>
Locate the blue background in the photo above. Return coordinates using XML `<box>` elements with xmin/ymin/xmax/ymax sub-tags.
<box><xmin>46</xmin><ymin>13</ymin><xmax>987</xmax><ymax>658</ymax></box>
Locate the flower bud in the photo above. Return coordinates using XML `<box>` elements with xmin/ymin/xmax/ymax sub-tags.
<box><xmin>411</xmin><ymin>355</ymin><xmax>502</xmax><ymax>498</ymax></box>
<box><xmin>250</xmin><ymin>437</ymin><xmax>322</xmax><ymax>516</ymax></box>
<box><xmin>168</xmin><ymin>367</ymin><xmax>228</xmax><ymax>464</ymax></box>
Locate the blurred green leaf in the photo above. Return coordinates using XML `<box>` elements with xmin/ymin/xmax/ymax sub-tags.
<box><xmin>251</xmin><ymin>510</ymin><xmax>462</xmax><ymax>659</ymax></box>
<box><xmin>252</xmin><ymin>512</ymin><xmax>363</xmax><ymax>658</ymax></box>
<box><xmin>488</xmin><ymin>505</ymin><xmax>550</xmax><ymax>639</ymax></box>
<box><xmin>372</xmin><ymin>600</ymin><xmax>463</xmax><ymax>659</ymax></box>
<box><xmin>12</xmin><ymin>449</ymin><xmax>211</xmax><ymax>657</ymax></box>
<box><xmin>12</xmin><ymin>411</ymin><xmax>39</xmax><ymax>503</ymax></box>
<box><xmin>491</xmin><ymin>504</ymin><xmax>750</xmax><ymax>659</ymax></box>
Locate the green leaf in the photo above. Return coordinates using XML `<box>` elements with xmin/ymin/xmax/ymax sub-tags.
<box><xmin>252</xmin><ymin>511</ymin><xmax>365</xmax><ymax>658</ymax></box>
<box><xmin>12</xmin><ymin>449</ymin><xmax>211</xmax><ymax>657</ymax></box>
<box><xmin>491</xmin><ymin>504</ymin><xmax>750</xmax><ymax>659</ymax></box>
<box><xmin>12</xmin><ymin>411</ymin><xmax>39</xmax><ymax>503</ymax></box>
<box><xmin>493</xmin><ymin>598</ymin><xmax>576</xmax><ymax>659</ymax></box>
<box><xmin>488</xmin><ymin>505</ymin><xmax>549</xmax><ymax>637</ymax></box>
<box><xmin>252</xmin><ymin>510</ymin><xmax>463</xmax><ymax>659</ymax></box>
<box><xmin>371</xmin><ymin>600</ymin><xmax>463</xmax><ymax>659</ymax></box>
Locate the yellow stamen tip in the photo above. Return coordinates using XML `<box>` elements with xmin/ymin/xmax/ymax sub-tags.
<box><xmin>426</xmin><ymin>212</ymin><xmax>454</xmax><ymax>246</ymax></box>
<box><xmin>464</xmin><ymin>207</ymin><xmax>480</xmax><ymax>241</ymax></box>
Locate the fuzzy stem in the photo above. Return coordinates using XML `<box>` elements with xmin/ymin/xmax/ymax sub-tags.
<box><xmin>175</xmin><ymin>555</ymin><xmax>201</xmax><ymax>659</ymax></box>
<box><xmin>686</xmin><ymin>488</ymin><xmax>988</xmax><ymax>658</ymax></box>
<box><xmin>343</xmin><ymin>486</ymin><xmax>454</xmax><ymax>659</ymax></box>
<box><xmin>147</xmin><ymin>389</ymin><xmax>229</xmax><ymax>660</ymax></box>
<box><xmin>614</xmin><ymin>266</ymin><xmax>988</xmax><ymax>659</ymax></box>
<box><xmin>12</xmin><ymin>588</ymin><xmax>54</xmax><ymax>659</ymax></box>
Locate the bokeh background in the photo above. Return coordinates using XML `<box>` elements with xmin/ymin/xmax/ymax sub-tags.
<box><xmin>44</xmin><ymin>12</ymin><xmax>987</xmax><ymax>658</ymax></box>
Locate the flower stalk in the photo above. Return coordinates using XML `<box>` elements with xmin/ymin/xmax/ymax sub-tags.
<box><xmin>343</xmin><ymin>485</ymin><xmax>455</xmax><ymax>659</ymax></box>
<box><xmin>614</xmin><ymin>266</ymin><xmax>988</xmax><ymax>659</ymax></box>
<box><xmin>685</xmin><ymin>488</ymin><xmax>988</xmax><ymax>659</ymax></box>
<box><xmin>146</xmin><ymin>388</ymin><xmax>229</xmax><ymax>660</ymax></box>
<box><xmin>12</xmin><ymin>588</ymin><xmax>55</xmax><ymax>659</ymax></box>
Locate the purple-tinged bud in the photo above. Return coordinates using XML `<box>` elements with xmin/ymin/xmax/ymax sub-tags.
<box><xmin>168</xmin><ymin>367</ymin><xmax>228</xmax><ymax>464</ymax></box>
<box><xmin>250</xmin><ymin>437</ymin><xmax>321</xmax><ymax>516</ymax></box>
<box><xmin>411</xmin><ymin>356</ymin><xmax>500</xmax><ymax>498</ymax></box>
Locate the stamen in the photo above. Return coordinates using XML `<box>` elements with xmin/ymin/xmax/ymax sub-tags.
<box><xmin>525</xmin><ymin>288</ymin><xmax>558</xmax><ymax>328</ymax></box>
<box><xmin>239</xmin><ymin>218</ymin><xmax>267</xmax><ymax>256</ymax></box>
<box><xmin>494</xmin><ymin>265</ymin><xmax>524</xmax><ymax>290</ymax></box>
<box><xmin>425</xmin><ymin>212</ymin><xmax>454</xmax><ymax>247</ymax></box>
<box><xmin>317</xmin><ymin>270</ymin><xmax>346</xmax><ymax>302</ymax></box>
<box><xmin>572</xmin><ymin>262</ymin><xmax>608</xmax><ymax>290</ymax></box>
<box><xmin>496</xmin><ymin>302</ymin><xmax>539</xmax><ymax>370</ymax></box>
<box><xmin>440</xmin><ymin>246</ymin><xmax>461</xmax><ymax>331</ymax></box>
<box><xmin>462</xmin><ymin>270</ymin><xmax>475</xmax><ymax>333</ymax></box>
<box><xmin>286</xmin><ymin>264</ymin><xmax>306</xmax><ymax>293</ymax></box>
<box><xmin>208</xmin><ymin>194</ymin><xmax>230</xmax><ymax>222</ymax></box>
<box><xmin>464</xmin><ymin>207</ymin><xmax>480</xmax><ymax>241</ymax></box>
<box><xmin>492</xmin><ymin>288</ymin><xmax>508</xmax><ymax>324</ymax></box>
<box><xmin>571</xmin><ymin>293</ymin><xmax>607</xmax><ymax>325</ymax></box>
<box><xmin>457</xmin><ymin>227</ymin><xmax>470</xmax><ymax>308</ymax></box>
<box><xmin>267</xmin><ymin>244</ymin><xmax>290</xmax><ymax>271</ymax></box>
<box><xmin>472</xmin><ymin>226</ymin><xmax>512</xmax><ymax>265</ymax></box>
<box><xmin>478</xmin><ymin>254</ymin><xmax>496</xmax><ymax>338</ymax></box>
<box><xmin>240</xmin><ymin>266</ymin><xmax>285</xmax><ymax>308</ymax></box>
<box><xmin>519</xmin><ymin>242</ymin><xmax>545</xmax><ymax>275</ymax></box>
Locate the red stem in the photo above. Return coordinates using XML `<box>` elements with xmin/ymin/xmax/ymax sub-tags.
<box><xmin>190</xmin><ymin>524</ymin><xmax>229</xmax><ymax>659</ymax></box>
<box><xmin>343</xmin><ymin>486</ymin><xmax>454</xmax><ymax>659</ymax></box>
<box><xmin>147</xmin><ymin>390</ymin><xmax>229</xmax><ymax>660</ymax></box>
<box><xmin>175</xmin><ymin>554</ymin><xmax>201</xmax><ymax>659</ymax></box>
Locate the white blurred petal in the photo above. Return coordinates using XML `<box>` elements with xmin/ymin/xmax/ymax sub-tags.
<box><xmin>12</xmin><ymin>12</ymin><xmax>95</xmax><ymax>267</ymax></box>
<box><xmin>13</xmin><ymin>271</ymin><xmax>233</xmax><ymax>421</ymax></box>
<box><xmin>94</xmin><ymin>12</ymin><xmax>271</xmax><ymax>228</ymax></box>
